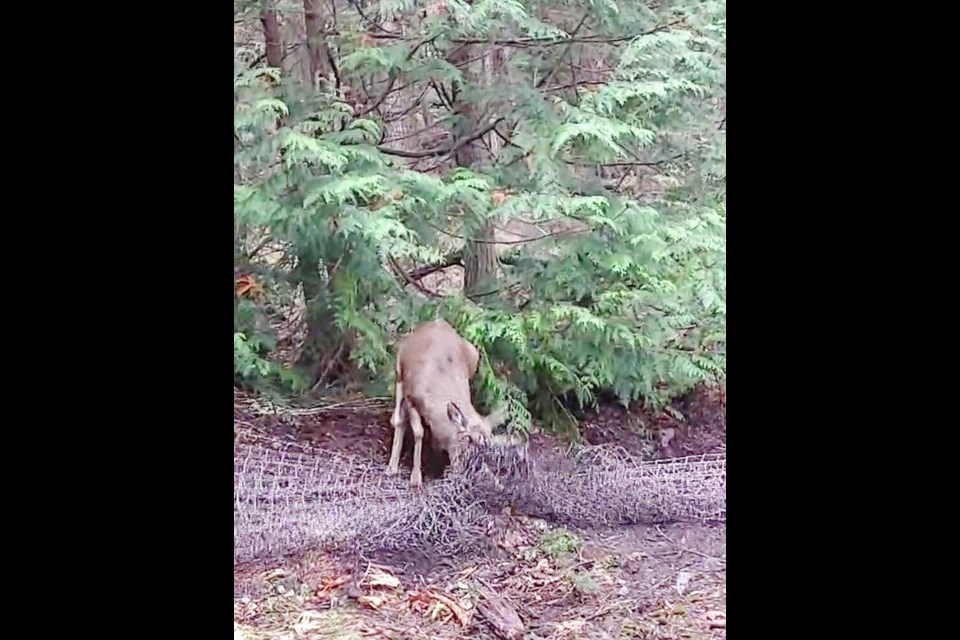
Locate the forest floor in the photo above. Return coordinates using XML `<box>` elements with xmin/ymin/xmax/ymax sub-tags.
<box><xmin>234</xmin><ymin>386</ymin><xmax>726</xmax><ymax>640</ymax></box>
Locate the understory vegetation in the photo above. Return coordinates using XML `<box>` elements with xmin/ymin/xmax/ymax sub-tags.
<box><xmin>234</xmin><ymin>0</ymin><xmax>726</xmax><ymax>433</ymax></box>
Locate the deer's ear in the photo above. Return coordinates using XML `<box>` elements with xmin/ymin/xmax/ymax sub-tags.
<box><xmin>447</xmin><ymin>402</ymin><xmax>466</xmax><ymax>429</ymax></box>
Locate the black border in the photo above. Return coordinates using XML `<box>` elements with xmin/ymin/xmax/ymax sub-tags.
<box><xmin>47</xmin><ymin>3</ymin><xmax>236</xmax><ymax>630</ymax></box>
<box><xmin>728</xmin><ymin>6</ymin><xmax>914</xmax><ymax>634</ymax></box>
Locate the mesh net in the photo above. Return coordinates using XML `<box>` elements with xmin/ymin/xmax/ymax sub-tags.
<box><xmin>234</xmin><ymin>423</ymin><xmax>726</xmax><ymax>565</ymax></box>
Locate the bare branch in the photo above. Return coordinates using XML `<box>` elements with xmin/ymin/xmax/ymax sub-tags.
<box><xmin>455</xmin><ymin>19</ymin><xmax>686</xmax><ymax>47</ymax></box>
<box><xmin>388</xmin><ymin>254</ymin><xmax>440</xmax><ymax>298</ymax></box>
<box><xmin>360</xmin><ymin>35</ymin><xmax>439</xmax><ymax>116</ymax></box>
<box><xmin>536</xmin><ymin>11</ymin><xmax>591</xmax><ymax>89</ymax></box>
<box><xmin>381</xmin><ymin>114</ymin><xmax>452</xmax><ymax>145</ymax></box>
<box><xmin>543</xmin><ymin>79</ymin><xmax>608</xmax><ymax>93</ymax></box>
<box><xmin>562</xmin><ymin>152</ymin><xmax>688</xmax><ymax>168</ymax></box>
<box><xmin>378</xmin><ymin>117</ymin><xmax>505</xmax><ymax>158</ymax></box>
<box><xmin>425</xmin><ymin>220</ymin><xmax>587</xmax><ymax>245</ymax></box>
<box><xmin>408</xmin><ymin>252</ymin><xmax>463</xmax><ymax>280</ymax></box>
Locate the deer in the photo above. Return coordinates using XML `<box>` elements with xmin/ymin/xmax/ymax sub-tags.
<box><xmin>386</xmin><ymin>318</ymin><xmax>505</xmax><ymax>489</ymax></box>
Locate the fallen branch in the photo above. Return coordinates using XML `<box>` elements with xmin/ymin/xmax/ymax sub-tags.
<box><xmin>476</xmin><ymin>582</ymin><xmax>524</xmax><ymax>640</ymax></box>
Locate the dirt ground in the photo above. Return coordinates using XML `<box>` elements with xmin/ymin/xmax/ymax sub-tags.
<box><xmin>234</xmin><ymin>386</ymin><xmax>726</xmax><ymax>640</ymax></box>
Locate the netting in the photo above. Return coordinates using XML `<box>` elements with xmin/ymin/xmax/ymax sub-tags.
<box><xmin>234</xmin><ymin>424</ymin><xmax>726</xmax><ymax>565</ymax></box>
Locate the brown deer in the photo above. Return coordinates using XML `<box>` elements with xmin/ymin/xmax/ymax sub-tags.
<box><xmin>386</xmin><ymin>318</ymin><xmax>505</xmax><ymax>488</ymax></box>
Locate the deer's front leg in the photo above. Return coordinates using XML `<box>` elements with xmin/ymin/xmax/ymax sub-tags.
<box><xmin>408</xmin><ymin>406</ymin><xmax>425</xmax><ymax>489</ymax></box>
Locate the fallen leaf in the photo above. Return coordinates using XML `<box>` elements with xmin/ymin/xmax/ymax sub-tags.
<box><xmin>556</xmin><ymin>619</ymin><xmax>585</xmax><ymax>636</ymax></box>
<box><xmin>293</xmin><ymin>611</ymin><xmax>339</xmax><ymax>636</ymax></box>
<box><xmin>436</xmin><ymin>592</ymin><xmax>473</xmax><ymax>626</ymax></box>
<box><xmin>359</xmin><ymin>595</ymin><xmax>385</xmax><ymax>610</ymax></box>
<box><xmin>705</xmin><ymin>611</ymin><xmax>727</xmax><ymax>629</ymax></box>
<box><xmin>428</xmin><ymin>601</ymin><xmax>451</xmax><ymax>622</ymax></box>
<box><xmin>366</xmin><ymin>568</ymin><xmax>401</xmax><ymax>590</ymax></box>
<box><xmin>316</xmin><ymin>574</ymin><xmax>352</xmax><ymax>595</ymax></box>
<box><xmin>235</xmin><ymin>275</ymin><xmax>261</xmax><ymax>299</ymax></box>
<box><xmin>407</xmin><ymin>590</ymin><xmax>472</xmax><ymax>626</ymax></box>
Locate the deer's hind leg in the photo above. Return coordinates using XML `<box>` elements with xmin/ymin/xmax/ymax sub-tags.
<box><xmin>390</xmin><ymin>376</ymin><xmax>404</xmax><ymax>427</ymax></box>
<box><xmin>386</xmin><ymin>381</ymin><xmax>407</xmax><ymax>476</ymax></box>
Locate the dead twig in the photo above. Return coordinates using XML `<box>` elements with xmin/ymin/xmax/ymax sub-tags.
<box><xmin>312</xmin><ymin>341</ymin><xmax>346</xmax><ymax>391</ymax></box>
<box><xmin>299</xmin><ymin>398</ymin><xmax>391</xmax><ymax>414</ymax></box>
<box><xmin>654</xmin><ymin>526</ymin><xmax>725</xmax><ymax>563</ymax></box>
<box><xmin>583</xmin><ymin>599</ymin><xmax>629</xmax><ymax>621</ymax></box>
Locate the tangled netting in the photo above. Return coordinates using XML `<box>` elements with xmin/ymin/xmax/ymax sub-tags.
<box><xmin>234</xmin><ymin>425</ymin><xmax>725</xmax><ymax>565</ymax></box>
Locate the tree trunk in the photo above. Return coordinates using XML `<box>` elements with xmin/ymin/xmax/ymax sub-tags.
<box><xmin>463</xmin><ymin>225</ymin><xmax>499</xmax><ymax>297</ymax></box>
<box><xmin>302</xmin><ymin>0</ymin><xmax>329</xmax><ymax>89</ymax></box>
<box><xmin>449</xmin><ymin>39</ymin><xmax>501</xmax><ymax>299</ymax></box>
<box><xmin>260</xmin><ymin>0</ymin><xmax>283</xmax><ymax>69</ymax></box>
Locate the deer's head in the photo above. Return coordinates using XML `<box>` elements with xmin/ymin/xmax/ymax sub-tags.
<box><xmin>447</xmin><ymin>402</ymin><xmax>507</xmax><ymax>445</ymax></box>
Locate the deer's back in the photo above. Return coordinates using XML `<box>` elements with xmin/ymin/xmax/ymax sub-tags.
<box><xmin>397</xmin><ymin>320</ymin><xmax>479</xmax><ymax>399</ymax></box>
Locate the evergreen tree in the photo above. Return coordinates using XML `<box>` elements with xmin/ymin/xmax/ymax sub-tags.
<box><xmin>234</xmin><ymin>0</ymin><xmax>726</xmax><ymax>431</ymax></box>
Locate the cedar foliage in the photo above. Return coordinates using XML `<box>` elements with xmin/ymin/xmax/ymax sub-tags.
<box><xmin>234</xmin><ymin>0</ymin><xmax>726</xmax><ymax>432</ymax></box>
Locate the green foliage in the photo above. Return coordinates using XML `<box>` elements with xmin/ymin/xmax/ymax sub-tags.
<box><xmin>234</xmin><ymin>332</ymin><xmax>305</xmax><ymax>394</ymax></box>
<box><xmin>564</xmin><ymin>567</ymin><xmax>598</xmax><ymax>596</ymax></box>
<box><xmin>539</xmin><ymin>527</ymin><xmax>583</xmax><ymax>558</ymax></box>
<box><xmin>233</xmin><ymin>0</ymin><xmax>725</xmax><ymax>431</ymax></box>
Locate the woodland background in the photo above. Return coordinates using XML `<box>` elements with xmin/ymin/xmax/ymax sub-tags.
<box><xmin>233</xmin><ymin>0</ymin><xmax>726</xmax><ymax>435</ymax></box>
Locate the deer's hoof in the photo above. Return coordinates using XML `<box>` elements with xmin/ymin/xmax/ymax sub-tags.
<box><xmin>385</xmin><ymin>465</ymin><xmax>399</xmax><ymax>476</ymax></box>
<box><xmin>409</xmin><ymin>469</ymin><xmax>423</xmax><ymax>489</ymax></box>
